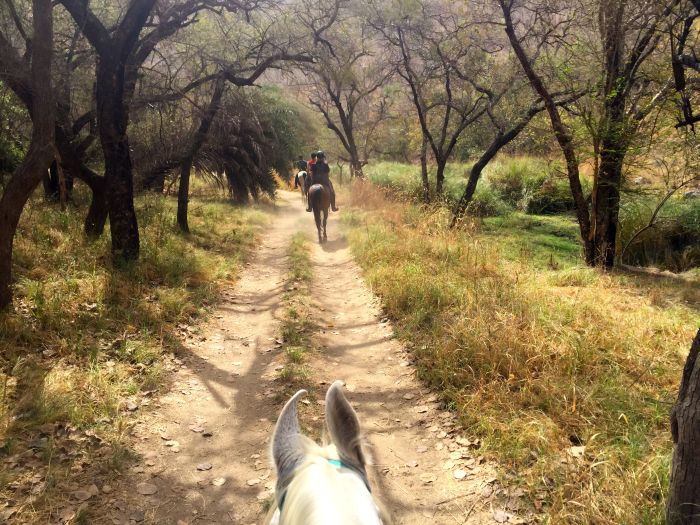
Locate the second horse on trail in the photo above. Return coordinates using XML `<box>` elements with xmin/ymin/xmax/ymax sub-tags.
<box><xmin>308</xmin><ymin>183</ymin><xmax>330</xmax><ymax>244</ymax></box>
<box><xmin>295</xmin><ymin>171</ymin><xmax>309</xmax><ymax>204</ymax></box>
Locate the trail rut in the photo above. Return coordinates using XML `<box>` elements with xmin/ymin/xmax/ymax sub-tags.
<box><xmin>94</xmin><ymin>191</ymin><xmax>519</xmax><ymax>525</ymax></box>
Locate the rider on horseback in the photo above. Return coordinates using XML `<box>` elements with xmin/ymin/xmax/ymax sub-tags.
<box><xmin>294</xmin><ymin>155</ymin><xmax>308</xmax><ymax>189</ymax></box>
<box><xmin>306</xmin><ymin>151</ymin><xmax>339</xmax><ymax>212</ymax></box>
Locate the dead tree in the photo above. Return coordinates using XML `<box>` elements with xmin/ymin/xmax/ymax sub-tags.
<box><xmin>668</xmin><ymin>329</ymin><xmax>700</xmax><ymax>525</ymax></box>
<box><xmin>306</xmin><ymin>21</ymin><xmax>391</xmax><ymax>178</ymax></box>
<box><xmin>0</xmin><ymin>0</ymin><xmax>54</xmax><ymax>309</ymax></box>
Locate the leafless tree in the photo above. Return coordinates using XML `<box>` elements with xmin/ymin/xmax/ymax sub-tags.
<box><xmin>305</xmin><ymin>18</ymin><xmax>392</xmax><ymax>178</ymax></box>
<box><xmin>369</xmin><ymin>0</ymin><xmax>492</xmax><ymax>200</ymax></box>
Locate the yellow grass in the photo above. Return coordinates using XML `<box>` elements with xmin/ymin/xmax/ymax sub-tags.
<box><xmin>341</xmin><ymin>180</ymin><xmax>699</xmax><ymax>524</ymax></box>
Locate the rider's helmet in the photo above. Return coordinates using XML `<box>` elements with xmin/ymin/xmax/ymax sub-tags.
<box><xmin>316</xmin><ymin>150</ymin><xmax>326</xmax><ymax>159</ymax></box>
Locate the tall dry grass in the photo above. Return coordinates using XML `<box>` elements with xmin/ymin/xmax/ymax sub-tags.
<box><xmin>0</xmin><ymin>188</ymin><xmax>268</xmax><ymax>522</ymax></box>
<box><xmin>342</xmin><ymin>180</ymin><xmax>699</xmax><ymax>524</ymax></box>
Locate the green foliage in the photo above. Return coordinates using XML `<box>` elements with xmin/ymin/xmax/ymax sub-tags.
<box><xmin>252</xmin><ymin>87</ymin><xmax>318</xmax><ymax>180</ymax></box>
<box><xmin>482</xmin><ymin>213</ymin><xmax>583</xmax><ymax>269</ymax></box>
<box><xmin>467</xmin><ymin>185</ymin><xmax>511</xmax><ymax>217</ymax></box>
<box><xmin>619</xmin><ymin>196</ymin><xmax>700</xmax><ymax>271</ymax></box>
<box><xmin>487</xmin><ymin>157</ymin><xmax>551</xmax><ymax>207</ymax></box>
<box><xmin>0</xmin><ymin>85</ymin><xmax>27</xmax><ymax>176</ymax></box>
<box><xmin>0</xmin><ymin>139</ymin><xmax>23</xmax><ymax>175</ymax></box>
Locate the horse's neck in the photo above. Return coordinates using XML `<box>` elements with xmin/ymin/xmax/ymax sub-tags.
<box><xmin>279</xmin><ymin>458</ymin><xmax>382</xmax><ymax>525</ymax></box>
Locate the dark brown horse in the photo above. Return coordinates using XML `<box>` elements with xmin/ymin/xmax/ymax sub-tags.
<box><xmin>308</xmin><ymin>183</ymin><xmax>330</xmax><ymax>243</ymax></box>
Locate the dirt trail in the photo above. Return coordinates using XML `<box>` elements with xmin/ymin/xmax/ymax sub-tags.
<box><xmin>96</xmin><ymin>191</ymin><xmax>518</xmax><ymax>525</ymax></box>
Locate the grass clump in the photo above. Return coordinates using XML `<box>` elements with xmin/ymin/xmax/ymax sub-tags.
<box><xmin>342</xmin><ymin>180</ymin><xmax>699</xmax><ymax>525</ymax></box>
<box><xmin>0</xmin><ymin>186</ymin><xmax>268</xmax><ymax>522</ymax></box>
<box><xmin>277</xmin><ymin>233</ymin><xmax>315</xmax><ymax>388</ymax></box>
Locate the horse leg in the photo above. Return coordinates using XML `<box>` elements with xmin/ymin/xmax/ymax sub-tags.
<box><xmin>323</xmin><ymin>209</ymin><xmax>328</xmax><ymax>241</ymax></box>
<box><xmin>313</xmin><ymin>207</ymin><xmax>323</xmax><ymax>244</ymax></box>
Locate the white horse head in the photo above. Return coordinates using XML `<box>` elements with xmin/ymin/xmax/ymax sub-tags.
<box><xmin>267</xmin><ymin>381</ymin><xmax>386</xmax><ymax>525</ymax></box>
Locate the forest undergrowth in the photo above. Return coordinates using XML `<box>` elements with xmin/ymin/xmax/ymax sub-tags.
<box><xmin>341</xmin><ymin>180</ymin><xmax>700</xmax><ymax>525</ymax></box>
<box><xmin>0</xmin><ymin>187</ymin><xmax>268</xmax><ymax>522</ymax></box>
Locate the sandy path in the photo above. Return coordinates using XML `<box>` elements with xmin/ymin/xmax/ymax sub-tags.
<box><xmin>94</xmin><ymin>191</ymin><xmax>518</xmax><ymax>525</ymax></box>
<box><xmin>306</xmin><ymin>206</ymin><xmax>507</xmax><ymax>525</ymax></box>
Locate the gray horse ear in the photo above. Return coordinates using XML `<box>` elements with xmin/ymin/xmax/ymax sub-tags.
<box><xmin>272</xmin><ymin>389</ymin><xmax>308</xmax><ymax>498</ymax></box>
<box><xmin>325</xmin><ymin>381</ymin><xmax>366</xmax><ymax>473</ymax></box>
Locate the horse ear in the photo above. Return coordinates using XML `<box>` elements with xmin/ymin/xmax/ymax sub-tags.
<box><xmin>325</xmin><ymin>381</ymin><xmax>367</xmax><ymax>473</ymax></box>
<box><xmin>272</xmin><ymin>389</ymin><xmax>308</xmax><ymax>499</ymax></box>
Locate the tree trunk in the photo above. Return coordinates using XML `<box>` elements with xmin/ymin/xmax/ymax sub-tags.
<box><xmin>350</xmin><ymin>157</ymin><xmax>364</xmax><ymax>178</ymax></box>
<box><xmin>0</xmin><ymin>0</ymin><xmax>54</xmax><ymax>310</ymax></box>
<box><xmin>592</xmin><ymin>146</ymin><xmax>624</xmax><ymax>269</ymax></box>
<box><xmin>176</xmin><ymin>75</ymin><xmax>225</xmax><ymax>232</ymax></box>
<box><xmin>451</xmin><ymin>142</ymin><xmax>499</xmax><ymax>226</ymax></box>
<box><xmin>435</xmin><ymin>159</ymin><xmax>446</xmax><ymax>197</ymax></box>
<box><xmin>177</xmin><ymin>158</ymin><xmax>192</xmax><ymax>233</ymax></box>
<box><xmin>96</xmin><ymin>59</ymin><xmax>140</xmax><ymax>261</ymax></box>
<box><xmin>84</xmin><ymin>181</ymin><xmax>108</xmax><ymax>238</ymax></box>
<box><xmin>225</xmin><ymin>166</ymin><xmax>249</xmax><ymax>204</ymax></box>
<box><xmin>55</xmin><ymin>128</ymin><xmax>108</xmax><ymax>237</ymax></box>
<box><xmin>668</xmin><ymin>330</ymin><xmax>700</xmax><ymax>525</ymax></box>
<box><xmin>420</xmin><ymin>137</ymin><xmax>430</xmax><ymax>203</ymax></box>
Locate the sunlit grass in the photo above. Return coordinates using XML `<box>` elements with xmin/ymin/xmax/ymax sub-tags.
<box><xmin>277</xmin><ymin>232</ymin><xmax>315</xmax><ymax>389</ymax></box>
<box><xmin>0</xmin><ymin>186</ymin><xmax>268</xmax><ymax>522</ymax></box>
<box><xmin>341</xmin><ymin>180</ymin><xmax>699</xmax><ymax>525</ymax></box>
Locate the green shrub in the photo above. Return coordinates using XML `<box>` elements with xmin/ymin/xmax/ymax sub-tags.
<box><xmin>467</xmin><ymin>185</ymin><xmax>512</xmax><ymax>217</ymax></box>
<box><xmin>620</xmin><ymin>197</ymin><xmax>700</xmax><ymax>271</ymax></box>
<box><xmin>488</xmin><ymin>157</ymin><xmax>550</xmax><ymax>207</ymax></box>
<box><xmin>0</xmin><ymin>139</ymin><xmax>23</xmax><ymax>175</ymax></box>
<box><xmin>525</xmin><ymin>177</ymin><xmax>579</xmax><ymax>214</ymax></box>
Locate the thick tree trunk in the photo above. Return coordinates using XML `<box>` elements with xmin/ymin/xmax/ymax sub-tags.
<box><xmin>225</xmin><ymin>166</ymin><xmax>249</xmax><ymax>204</ymax></box>
<box><xmin>350</xmin><ymin>157</ymin><xmax>364</xmax><ymax>179</ymax></box>
<box><xmin>592</xmin><ymin>147</ymin><xmax>624</xmax><ymax>269</ymax></box>
<box><xmin>84</xmin><ymin>181</ymin><xmax>108</xmax><ymax>238</ymax></box>
<box><xmin>668</xmin><ymin>330</ymin><xmax>700</xmax><ymax>525</ymax></box>
<box><xmin>60</xmin><ymin>0</ymin><xmax>158</xmax><ymax>261</ymax></box>
<box><xmin>96</xmin><ymin>61</ymin><xmax>140</xmax><ymax>261</ymax></box>
<box><xmin>592</xmin><ymin>5</ymin><xmax>629</xmax><ymax>270</ymax></box>
<box><xmin>0</xmin><ymin>0</ymin><xmax>54</xmax><ymax>310</ymax></box>
<box><xmin>177</xmin><ymin>158</ymin><xmax>192</xmax><ymax>233</ymax></box>
<box><xmin>0</xmin><ymin>150</ymin><xmax>54</xmax><ymax>308</ymax></box>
